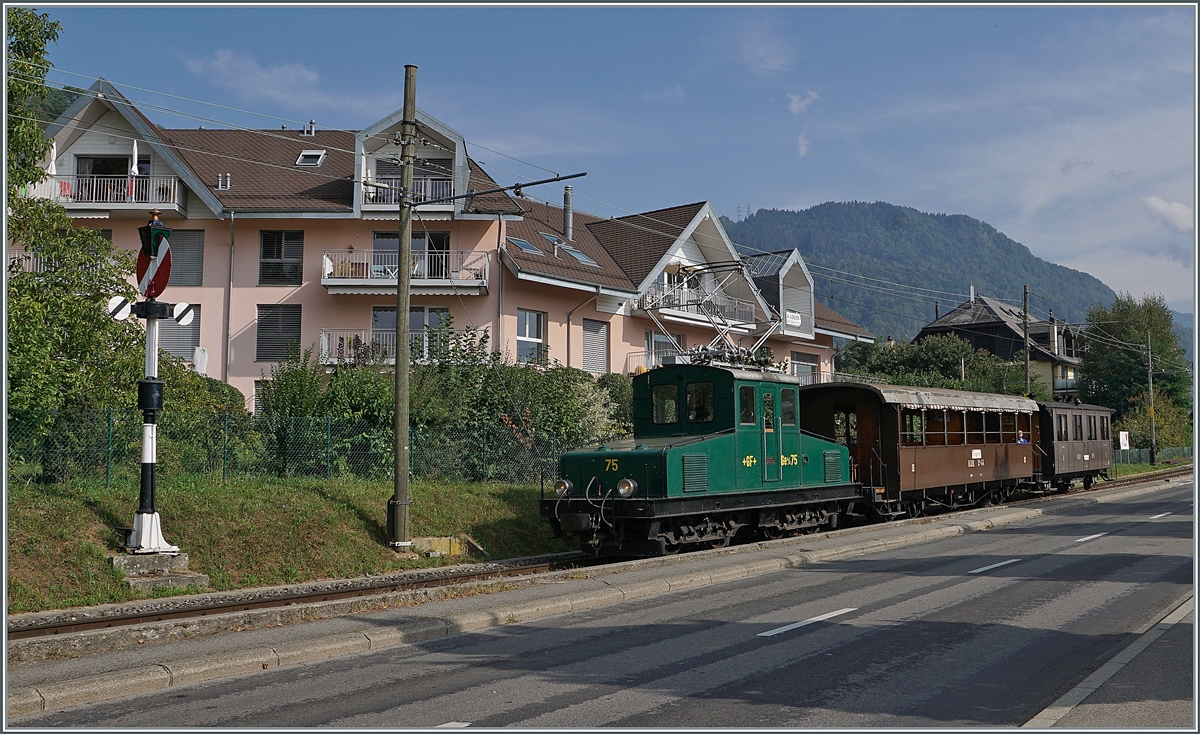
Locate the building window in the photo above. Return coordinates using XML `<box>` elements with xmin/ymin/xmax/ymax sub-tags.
<box><xmin>516</xmin><ymin>309</ymin><xmax>545</xmax><ymax>363</ymax></box>
<box><xmin>645</xmin><ymin>330</ymin><xmax>684</xmax><ymax>359</ymax></box>
<box><xmin>159</xmin><ymin>304</ymin><xmax>200</xmax><ymax>361</ymax></box>
<box><xmin>410</xmin><ymin>306</ymin><xmax>450</xmax><ymax>360</ymax></box>
<box><xmin>582</xmin><ymin>318</ymin><xmax>609</xmax><ymax>374</ymax></box>
<box><xmin>167</xmin><ymin>229</ymin><xmax>204</xmax><ymax>286</ymax></box>
<box><xmin>791</xmin><ymin>351</ymin><xmax>820</xmax><ymax>384</ymax></box>
<box><xmin>256</xmin><ymin>304</ymin><xmax>302</xmax><ymax>361</ymax></box>
<box><xmin>259</xmin><ymin>231</ymin><xmax>304</xmax><ymax>285</ymax></box>
<box><xmin>295</xmin><ymin>150</ymin><xmax>327</xmax><ymax>167</ymax></box>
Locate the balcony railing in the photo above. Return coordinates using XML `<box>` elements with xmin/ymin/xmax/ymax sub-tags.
<box><xmin>320</xmin><ymin>328</ymin><xmax>467</xmax><ymax>364</ymax></box>
<box><xmin>26</xmin><ymin>175</ymin><xmax>184</xmax><ymax>208</ymax></box>
<box><xmin>362</xmin><ymin>177</ymin><xmax>454</xmax><ymax>206</ymax></box>
<box><xmin>321</xmin><ymin>249</ymin><xmax>488</xmax><ymax>283</ymax></box>
<box><xmin>1053</xmin><ymin>378</ymin><xmax>1078</xmax><ymax>392</ymax></box>
<box><xmin>636</xmin><ymin>282</ymin><xmax>757</xmax><ymax>323</ymax></box>
<box><xmin>8</xmin><ymin>248</ymin><xmax>51</xmax><ymax>273</ymax></box>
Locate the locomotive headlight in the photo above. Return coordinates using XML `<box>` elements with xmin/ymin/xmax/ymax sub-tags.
<box><xmin>553</xmin><ymin>478</ymin><xmax>573</xmax><ymax>497</ymax></box>
<box><xmin>616</xmin><ymin>478</ymin><xmax>637</xmax><ymax>498</ymax></box>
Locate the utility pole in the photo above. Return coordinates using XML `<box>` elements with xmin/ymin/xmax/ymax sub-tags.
<box><xmin>1147</xmin><ymin>329</ymin><xmax>1156</xmax><ymax>465</ymax></box>
<box><xmin>1023</xmin><ymin>284</ymin><xmax>1030</xmax><ymax>396</ymax></box>
<box><xmin>388</xmin><ymin>64</ymin><xmax>417</xmax><ymax>550</ymax></box>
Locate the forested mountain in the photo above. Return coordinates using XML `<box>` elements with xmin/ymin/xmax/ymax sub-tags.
<box><xmin>721</xmin><ymin>202</ymin><xmax>1117</xmax><ymax>342</ymax></box>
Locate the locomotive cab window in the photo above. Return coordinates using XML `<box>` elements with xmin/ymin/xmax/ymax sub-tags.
<box><xmin>739</xmin><ymin>386</ymin><xmax>756</xmax><ymax>425</ymax></box>
<box><xmin>652</xmin><ymin>384</ymin><xmax>679</xmax><ymax>425</ymax></box>
<box><xmin>763</xmin><ymin>393</ymin><xmax>775</xmax><ymax>431</ymax></box>
<box><xmin>781</xmin><ymin>389</ymin><xmax>796</xmax><ymax>426</ymax></box>
<box><xmin>686</xmin><ymin>382</ymin><xmax>714</xmax><ymax>423</ymax></box>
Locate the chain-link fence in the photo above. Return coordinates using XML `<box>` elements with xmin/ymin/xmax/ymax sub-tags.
<box><xmin>1113</xmin><ymin>446</ymin><xmax>1193</xmax><ymax>465</ymax></box>
<box><xmin>7</xmin><ymin>409</ymin><xmax>617</xmax><ymax>486</ymax></box>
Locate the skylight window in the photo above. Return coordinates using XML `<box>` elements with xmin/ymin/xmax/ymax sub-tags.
<box><xmin>507</xmin><ymin>237</ymin><xmax>543</xmax><ymax>255</ymax></box>
<box><xmin>539</xmin><ymin>233</ymin><xmax>600</xmax><ymax>267</ymax></box>
<box><xmin>295</xmin><ymin>149</ymin><xmax>327</xmax><ymax>167</ymax></box>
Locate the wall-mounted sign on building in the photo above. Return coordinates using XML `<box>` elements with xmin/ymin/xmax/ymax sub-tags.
<box><xmin>785</xmin><ymin>309</ymin><xmax>803</xmax><ymax>327</ymax></box>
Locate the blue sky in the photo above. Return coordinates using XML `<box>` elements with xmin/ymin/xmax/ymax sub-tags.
<box><xmin>40</xmin><ymin>5</ymin><xmax>1196</xmax><ymax>313</ymax></box>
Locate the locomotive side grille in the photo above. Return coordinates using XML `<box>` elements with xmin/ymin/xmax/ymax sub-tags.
<box><xmin>682</xmin><ymin>454</ymin><xmax>709</xmax><ymax>492</ymax></box>
<box><xmin>823</xmin><ymin>451</ymin><xmax>843</xmax><ymax>483</ymax></box>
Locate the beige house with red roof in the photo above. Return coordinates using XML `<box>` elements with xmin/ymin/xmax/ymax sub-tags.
<box><xmin>27</xmin><ymin>79</ymin><xmax>871</xmax><ymax>410</ymax></box>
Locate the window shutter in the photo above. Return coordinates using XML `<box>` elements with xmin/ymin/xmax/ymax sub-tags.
<box><xmin>168</xmin><ymin>230</ymin><xmax>204</xmax><ymax>286</ymax></box>
<box><xmin>582</xmin><ymin>318</ymin><xmax>608</xmax><ymax>373</ymax></box>
<box><xmin>256</xmin><ymin>304</ymin><xmax>302</xmax><ymax>360</ymax></box>
<box><xmin>159</xmin><ymin>305</ymin><xmax>201</xmax><ymax>360</ymax></box>
<box><xmin>259</xmin><ymin>231</ymin><xmax>304</xmax><ymax>285</ymax></box>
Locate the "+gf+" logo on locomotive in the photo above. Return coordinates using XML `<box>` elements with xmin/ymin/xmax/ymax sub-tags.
<box><xmin>742</xmin><ymin>455</ymin><xmax>758</xmax><ymax>468</ymax></box>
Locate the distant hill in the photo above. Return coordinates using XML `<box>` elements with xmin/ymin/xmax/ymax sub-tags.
<box><xmin>1170</xmin><ymin>310</ymin><xmax>1193</xmax><ymax>366</ymax></box>
<box><xmin>721</xmin><ymin>202</ymin><xmax>1117</xmax><ymax>342</ymax></box>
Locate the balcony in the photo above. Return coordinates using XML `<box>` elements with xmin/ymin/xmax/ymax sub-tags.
<box><xmin>320</xmin><ymin>249</ymin><xmax>489</xmax><ymax>295</ymax></box>
<box><xmin>635</xmin><ymin>282</ymin><xmax>757</xmax><ymax>324</ymax></box>
<box><xmin>624</xmin><ymin>349</ymin><xmax>688</xmax><ymax>375</ymax></box>
<box><xmin>25</xmin><ymin>175</ymin><xmax>186</xmax><ymax>214</ymax></box>
<box><xmin>8</xmin><ymin>248</ymin><xmax>51</xmax><ymax>273</ymax></box>
<box><xmin>319</xmin><ymin>328</ymin><xmax>467</xmax><ymax>365</ymax></box>
<box><xmin>361</xmin><ymin>177</ymin><xmax>453</xmax><ymax>209</ymax></box>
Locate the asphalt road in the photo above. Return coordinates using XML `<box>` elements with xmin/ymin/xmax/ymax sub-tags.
<box><xmin>19</xmin><ymin>482</ymin><xmax>1193</xmax><ymax>727</ymax></box>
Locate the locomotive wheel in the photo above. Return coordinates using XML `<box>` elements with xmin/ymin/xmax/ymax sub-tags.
<box><xmin>760</xmin><ymin>526</ymin><xmax>784</xmax><ymax>540</ymax></box>
<box><xmin>709</xmin><ymin>536</ymin><xmax>731</xmax><ymax>549</ymax></box>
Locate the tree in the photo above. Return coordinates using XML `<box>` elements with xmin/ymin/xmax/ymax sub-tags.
<box><xmin>6</xmin><ymin>8</ymin><xmax>61</xmax><ymax>193</ymax></box>
<box><xmin>1115</xmin><ymin>391</ymin><xmax>1192</xmax><ymax>450</ymax></box>
<box><xmin>1078</xmin><ymin>293</ymin><xmax>1190</xmax><ymax>419</ymax></box>
<box><xmin>837</xmin><ymin>333</ymin><xmax>1051</xmax><ymax>399</ymax></box>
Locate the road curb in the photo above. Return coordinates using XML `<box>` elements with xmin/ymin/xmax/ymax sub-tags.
<box><xmin>9</xmin><ymin>476</ymin><xmax>1189</xmax><ymax>719</ymax></box>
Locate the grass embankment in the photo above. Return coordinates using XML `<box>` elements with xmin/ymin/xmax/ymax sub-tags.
<box><xmin>6</xmin><ymin>474</ymin><xmax>567</xmax><ymax>615</ymax></box>
<box><xmin>1110</xmin><ymin>459</ymin><xmax>1192</xmax><ymax>479</ymax></box>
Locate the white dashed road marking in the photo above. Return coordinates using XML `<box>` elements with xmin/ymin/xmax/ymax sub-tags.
<box><xmin>758</xmin><ymin>608</ymin><xmax>858</xmax><ymax>638</ymax></box>
<box><xmin>1075</xmin><ymin>533</ymin><xmax>1108</xmax><ymax>543</ymax></box>
<box><xmin>436</xmin><ymin>723</ymin><xmax>471</xmax><ymax>728</ymax></box>
<box><xmin>968</xmin><ymin>559</ymin><xmax>1021</xmax><ymax>574</ymax></box>
<box><xmin>1150</xmin><ymin>512</ymin><xmax>1173</xmax><ymax>519</ymax></box>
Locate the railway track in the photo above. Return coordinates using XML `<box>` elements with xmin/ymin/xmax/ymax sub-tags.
<box><xmin>7</xmin><ymin>554</ymin><xmax>600</xmax><ymax>641</ymax></box>
<box><xmin>9</xmin><ymin>466</ymin><xmax>1189</xmax><ymax>643</ymax></box>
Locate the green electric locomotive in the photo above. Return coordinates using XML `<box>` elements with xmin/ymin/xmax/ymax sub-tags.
<box><xmin>540</xmin><ymin>364</ymin><xmax>859</xmax><ymax>556</ymax></box>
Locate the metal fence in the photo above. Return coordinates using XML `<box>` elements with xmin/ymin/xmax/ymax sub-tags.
<box><xmin>1113</xmin><ymin>446</ymin><xmax>1193</xmax><ymax>465</ymax></box>
<box><xmin>6</xmin><ymin>410</ymin><xmax>610</xmax><ymax>486</ymax></box>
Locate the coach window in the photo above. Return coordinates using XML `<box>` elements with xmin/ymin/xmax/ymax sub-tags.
<box><xmin>966</xmin><ymin>411</ymin><xmax>985</xmax><ymax>444</ymax></box>
<box><xmin>1100</xmin><ymin>415</ymin><xmax>1110</xmax><ymax>441</ymax></box>
<box><xmin>781</xmin><ymin>389</ymin><xmax>796</xmax><ymax>426</ymax></box>
<box><xmin>947</xmin><ymin>410</ymin><xmax>965</xmax><ymax>445</ymax></box>
<box><xmin>926</xmin><ymin>409</ymin><xmax>946</xmax><ymax>446</ymax></box>
<box><xmin>652</xmin><ymin>384</ymin><xmax>679</xmax><ymax>425</ymax></box>
<box><xmin>1072</xmin><ymin>414</ymin><xmax>1083</xmax><ymax>441</ymax></box>
<box><xmin>1087</xmin><ymin>415</ymin><xmax>1097</xmax><ymax>441</ymax></box>
<box><xmin>985</xmin><ymin>412</ymin><xmax>1001</xmax><ymax>443</ymax></box>
<box><xmin>902</xmin><ymin>409</ymin><xmax>924</xmax><ymax>446</ymax></box>
<box><xmin>1019</xmin><ymin>413</ymin><xmax>1032</xmax><ymax>440</ymax></box>
<box><xmin>739</xmin><ymin>386</ymin><xmax>756</xmax><ymax>425</ymax></box>
<box><xmin>833</xmin><ymin>406</ymin><xmax>857</xmax><ymax>446</ymax></box>
<box><xmin>686</xmin><ymin>382</ymin><xmax>714</xmax><ymax>423</ymax></box>
<box><xmin>1001</xmin><ymin>413</ymin><xmax>1017</xmax><ymax>443</ymax></box>
<box><xmin>1057</xmin><ymin>413</ymin><xmax>1068</xmax><ymax>442</ymax></box>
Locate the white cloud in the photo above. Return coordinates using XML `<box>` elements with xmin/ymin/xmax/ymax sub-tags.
<box><xmin>644</xmin><ymin>84</ymin><xmax>685</xmax><ymax>102</ymax></box>
<box><xmin>729</xmin><ymin>17</ymin><xmax>793</xmax><ymax>76</ymax></box>
<box><xmin>797</xmin><ymin>130</ymin><xmax>811</xmax><ymax>157</ymax></box>
<box><xmin>186</xmin><ymin>50</ymin><xmax>394</xmax><ymax>116</ymax></box>
<box><xmin>1143</xmin><ymin>196</ymin><xmax>1194</xmax><ymax>234</ymax></box>
<box><xmin>787</xmin><ymin>90</ymin><xmax>820</xmax><ymax>114</ymax></box>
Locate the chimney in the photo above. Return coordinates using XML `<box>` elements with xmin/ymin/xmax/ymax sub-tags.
<box><xmin>970</xmin><ymin>284</ymin><xmax>975</xmax><ymax>303</ymax></box>
<box><xmin>935</xmin><ymin>300</ymin><xmax>939</xmax><ymax>320</ymax></box>
<box><xmin>1050</xmin><ymin>308</ymin><xmax>1058</xmax><ymax>355</ymax></box>
<box><xmin>563</xmin><ymin>185</ymin><xmax>574</xmax><ymax>241</ymax></box>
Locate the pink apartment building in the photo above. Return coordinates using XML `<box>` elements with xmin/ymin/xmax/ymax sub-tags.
<box><xmin>27</xmin><ymin>79</ymin><xmax>873</xmax><ymax>411</ymax></box>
